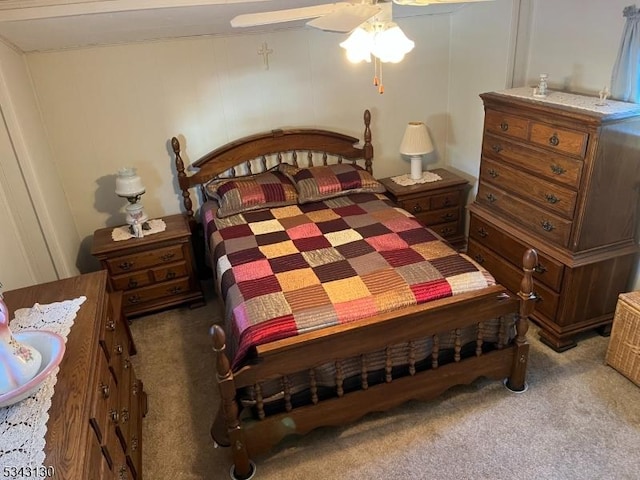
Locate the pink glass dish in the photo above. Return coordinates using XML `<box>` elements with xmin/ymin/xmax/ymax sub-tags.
<box><xmin>0</xmin><ymin>330</ymin><xmax>65</xmax><ymax>408</ymax></box>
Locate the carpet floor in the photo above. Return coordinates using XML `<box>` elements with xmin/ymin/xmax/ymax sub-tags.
<box><xmin>129</xmin><ymin>289</ymin><xmax>640</xmax><ymax>480</ymax></box>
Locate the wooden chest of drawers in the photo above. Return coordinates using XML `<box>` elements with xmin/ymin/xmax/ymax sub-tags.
<box><xmin>3</xmin><ymin>271</ymin><xmax>147</xmax><ymax>479</ymax></box>
<box><xmin>91</xmin><ymin>214</ymin><xmax>205</xmax><ymax>317</ymax></box>
<box><xmin>468</xmin><ymin>89</ymin><xmax>640</xmax><ymax>351</ymax></box>
<box><xmin>379</xmin><ymin>169</ymin><xmax>470</xmax><ymax>250</ymax></box>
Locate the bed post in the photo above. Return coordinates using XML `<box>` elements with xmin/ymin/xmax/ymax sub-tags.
<box><xmin>506</xmin><ymin>248</ymin><xmax>538</xmax><ymax>392</ymax></box>
<box><xmin>363</xmin><ymin>109</ymin><xmax>373</xmax><ymax>174</ymax></box>
<box><xmin>171</xmin><ymin>137</ymin><xmax>196</xmax><ymax>228</ymax></box>
<box><xmin>211</xmin><ymin>325</ymin><xmax>254</xmax><ymax>480</ymax></box>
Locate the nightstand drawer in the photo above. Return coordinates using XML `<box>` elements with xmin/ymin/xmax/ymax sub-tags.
<box><xmin>112</xmin><ymin>271</ymin><xmax>152</xmax><ymax>291</ymax></box>
<box><xmin>414</xmin><ymin>206</ymin><xmax>459</xmax><ymax>226</ymax></box>
<box><xmin>122</xmin><ymin>277</ymin><xmax>191</xmax><ymax>308</ymax></box>
<box><xmin>105</xmin><ymin>245</ymin><xmax>184</xmax><ymax>274</ymax></box>
<box><xmin>429</xmin><ymin>220</ymin><xmax>461</xmax><ymax>240</ymax></box>
<box><xmin>151</xmin><ymin>261</ymin><xmax>188</xmax><ymax>283</ymax></box>
<box><xmin>430</xmin><ymin>190</ymin><xmax>461</xmax><ymax>209</ymax></box>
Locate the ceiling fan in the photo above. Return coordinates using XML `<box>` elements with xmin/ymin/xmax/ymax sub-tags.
<box><xmin>230</xmin><ymin>0</ymin><xmax>494</xmax><ymax>33</ymax></box>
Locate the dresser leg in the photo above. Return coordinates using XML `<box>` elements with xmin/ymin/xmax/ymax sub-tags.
<box><xmin>538</xmin><ymin>328</ymin><xmax>577</xmax><ymax>352</ymax></box>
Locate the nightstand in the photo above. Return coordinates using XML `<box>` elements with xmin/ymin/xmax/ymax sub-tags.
<box><xmin>91</xmin><ymin>214</ymin><xmax>205</xmax><ymax>318</ymax></box>
<box><xmin>379</xmin><ymin>168</ymin><xmax>470</xmax><ymax>250</ymax></box>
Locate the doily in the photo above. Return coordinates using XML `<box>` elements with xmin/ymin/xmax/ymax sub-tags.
<box><xmin>111</xmin><ymin>218</ymin><xmax>166</xmax><ymax>241</ymax></box>
<box><xmin>391</xmin><ymin>171</ymin><xmax>443</xmax><ymax>186</ymax></box>
<box><xmin>498</xmin><ymin>87</ymin><xmax>640</xmax><ymax>115</ymax></box>
<box><xmin>0</xmin><ymin>297</ymin><xmax>86</xmax><ymax>476</ymax></box>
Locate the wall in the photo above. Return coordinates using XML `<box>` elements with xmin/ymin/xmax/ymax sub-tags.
<box><xmin>26</xmin><ymin>14</ymin><xmax>452</xmax><ymax>271</ymax></box>
<box><xmin>0</xmin><ymin>40</ymin><xmax>77</xmax><ymax>289</ymax></box>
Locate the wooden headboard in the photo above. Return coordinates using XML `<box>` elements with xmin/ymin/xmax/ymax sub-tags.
<box><xmin>170</xmin><ymin>109</ymin><xmax>373</xmax><ymax>226</ymax></box>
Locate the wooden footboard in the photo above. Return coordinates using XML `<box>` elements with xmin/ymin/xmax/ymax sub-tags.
<box><xmin>211</xmin><ymin>249</ymin><xmax>537</xmax><ymax>479</ymax></box>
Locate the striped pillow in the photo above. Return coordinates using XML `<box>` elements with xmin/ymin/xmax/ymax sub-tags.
<box><xmin>205</xmin><ymin>171</ymin><xmax>298</xmax><ymax>218</ymax></box>
<box><xmin>279</xmin><ymin>163</ymin><xmax>384</xmax><ymax>203</ymax></box>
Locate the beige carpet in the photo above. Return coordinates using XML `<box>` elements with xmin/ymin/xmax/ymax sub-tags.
<box><xmin>129</xmin><ymin>286</ymin><xmax>640</xmax><ymax>480</ymax></box>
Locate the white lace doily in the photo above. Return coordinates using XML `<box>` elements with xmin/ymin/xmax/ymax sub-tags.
<box><xmin>391</xmin><ymin>171</ymin><xmax>443</xmax><ymax>186</ymax></box>
<box><xmin>0</xmin><ymin>297</ymin><xmax>86</xmax><ymax>476</ymax></box>
<box><xmin>498</xmin><ymin>87</ymin><xmax>640</xmax><ymax>115</ymax></box>
<box><xmin>111</xmin><ymin>218</ymin><xmax>166</xmax><ymax>241</ymax></box>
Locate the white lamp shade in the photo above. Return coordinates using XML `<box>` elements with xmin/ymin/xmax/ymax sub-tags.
<box><xmin>115</xmin><ymin>167</ymin><xmax>145</xmax><ymax>197</ymax></box>
<box><xmin>371</xmin><ymin>23</ymin><xmax>415</xmax><ymax>64</ymax></box>
<box><xmin>399</xmin><ymin>122</ymin><xmax>434</xmax><ymax>156</ymax></box>
<box><xmin>340</xmin><ymin>27</ymin><xmax>373</xmax><ymax>63</ymax></box>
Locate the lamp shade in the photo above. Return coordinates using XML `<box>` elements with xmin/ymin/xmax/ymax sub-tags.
<box><xmin>399</xmin><ymin>122</ymin><xmax>434</xmax><ymax>156</ymax></box>
<box><xmin>371</xmin><ymin>23</ymin><xmax>415</xmax><ymax>64</ymax></box>
<box><xmin>115</xmin><ymin>167</ymin><xmax>145</xmax><ymax>198</ymax></box>
<box><xmin>339</xmin><ymin>26</ymin><xmax>373</xmax><ymax>63</ymax></box>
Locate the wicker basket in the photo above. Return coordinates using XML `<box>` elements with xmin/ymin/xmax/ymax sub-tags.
<box><xmin>605</xmin><ymin>291</ymin><xmax>640</xmax><ymax>386</ymax></box>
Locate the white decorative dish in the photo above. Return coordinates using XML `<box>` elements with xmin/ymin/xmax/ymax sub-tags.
<box><xmin>0</xmin><ymin>330</ymin><xmax>65</xmax><ymax>408</ymax></box>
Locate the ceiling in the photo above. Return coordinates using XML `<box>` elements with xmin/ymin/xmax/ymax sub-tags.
<box><xmin>0</xmin><ymin>0</ymin><xmax>468</xmax><ymax>52</ymax></box>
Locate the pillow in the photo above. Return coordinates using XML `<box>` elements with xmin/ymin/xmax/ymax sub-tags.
<box><xmin>205</xmin><ymin>171</ymin><xmax>298</xmax><ymax>218</ymax></box>
<box><xmin>278</xmin><ymin>163</ymin><xmax>385</xmax><ymax>203</ymax></box>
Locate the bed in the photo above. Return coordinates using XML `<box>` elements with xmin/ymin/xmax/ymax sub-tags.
<box><xmin>170</xmin><ymin>110</ymin><xmax>537</xmax><ymax>480</ymax></box>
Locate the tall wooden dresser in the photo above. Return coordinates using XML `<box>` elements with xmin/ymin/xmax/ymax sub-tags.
<box><xmin>468</xmin><ymin>88</ymin><xmax>640</xmax><ymax>351</ymax></box>
<box><xmin>4</xmin><ymin>271</ymin><xmax>147</xmax><ymax>479</ymax></box>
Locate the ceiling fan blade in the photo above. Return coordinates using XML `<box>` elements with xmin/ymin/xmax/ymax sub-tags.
<box><xmin>306</xmin><ymin>4</ymin><xmax>381</xmax><ymax>33</ymax></box>
<box><xmin>231</xmin><ymin>3</ymin><xmax>351</xmax><ymax>28</ymax></box>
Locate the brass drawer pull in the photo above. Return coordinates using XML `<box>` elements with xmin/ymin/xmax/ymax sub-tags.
<box><xmin>486</xmin><ymin>193</ymin><xmax>497</xmax><ymax>203</ymax></box>
<box><xmin>131</xmin><ymin>435</ymin><xmax>139</xmax><ymax>452</ymax></box>
<box><xmin>99</xmin><ymin>382</ymin><xmax>110</xmax><ymax>399</ymax></box>
<box><xmin>549</xmin><ymin>133</ymin><xmax>560</xmax><ymax>146</ymax></box>
<box><xmin>160</xmin><ymin>253</ymin><xmax>176</xmax><ymax>262</ymax></box>
<box><xmin>440</xmin><ymin>227</ymin><xmax>454</xmax><ymax>236</ymax></box>
<box><xmin>477</xmin><ymin>227</ymin><xmax>488</xmax><ymax>238</ymax></box>
<box><xmin>442</xmin><ymin>213</ymin><xmax>455</xmax><ymax>221</ymax></box>
<box><xmin>106</xmin><ymin>319</ymin><xmax>116</xmax><ymax>331</ymax></box>
<box><xmin>124</xmin><ymin>358</ymin><xmax>131</xmax><ymax>369</ymax></box>
<box><xmin>491</xmin><ymin>144</ymin><xmax>503</xmax><ymax>153</ymax></box>
<box><xmin>110</xmin><ymin>408</ymin><xmax>120</xmax><ymax>424</ymax></box>
<box><xmin>114</xmin><ymin>344</ymin><xmax>124</xmax><ymax>355</ymax></box>
<box><xmin>412</xmin><ymin>204</ymin><xmax>423</xmax><ymax>214</ymax></box>
<box><xmin>121</xmin><ymin>408</ymin><xmax>130</xmax><ymax>423</ymax></box>
<box><xmin>169</xmin><ymin>286</ymin><xmax>183</xmax><ymax>295</ymax></box>
<box><xmin>118</xmin><ymin>261</ymin><xmax>134</xmax><ymax>271</ymax></box>
<box><xmin>488</xmin><ymin>169</ymin><xmax>499</xmax><ymax>178</ymax></box>
<box><xmin>500</xmin><ymin>122</ymin><xmax>509</xmax><ymax>131</ymax></box>
<box><xmin>474</xmin><ymin>254</ymin><xmax>485</xmax><ymax>264</ymax></box>
<box><xmin>166</xmin><ymin>271</ymin><xmax>176</xmax><ymax>280</ymax></box>
<box><xmin>541</xmin><ymin>220</ymin><xmax>554</xmax><ymax>232</ymax></box>
<box><xmin>545</xmin><ymin>193</ymin><xmax>559</xmax><ymax>204</ymax></box>
<box><xmin>550</xmin><ymin>164</ymin><xmax>565</xmax><ymax>175</ymax></box>
<box><xmin>127</xmin><ymin>294</ymin><xmax>141</xmax><ymax>304</ymax></box>
<box><xmin>533</xmin><ymin>263</ymin><xmax>547</xmax><ymax>274</ymax></box>
<box><xmin>118</xmin><ymin>465</ymin><xmax>127</xmax><ymax>480</ymax></box>
<box><xmin>127</xmin><ymin>278</ymin><xmax>138</xmax><ymax>289</ymax></box>
<box><xmin>442</xmin><ymin>197</ymin><xmax>452</xmax><ymax>207</ymax></box>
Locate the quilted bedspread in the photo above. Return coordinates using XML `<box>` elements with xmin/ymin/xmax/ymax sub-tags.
<box><xmin>204</xmin><ymin>193</ymin><xmax>495</xmax><ymax>368</ymax></box>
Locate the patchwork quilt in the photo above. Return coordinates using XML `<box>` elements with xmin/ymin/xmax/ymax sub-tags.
<box><xmin>204</xmin><ymin>193</ymin><xmax>495</xmax><ymax>368</ymax></box>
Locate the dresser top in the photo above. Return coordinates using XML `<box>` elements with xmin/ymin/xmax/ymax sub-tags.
<box><xmin>490</xmin><ymin>87</ymin><xmax>640</xmax><ymax>120</ymax></box>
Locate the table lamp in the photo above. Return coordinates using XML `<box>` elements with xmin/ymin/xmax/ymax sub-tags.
<box><xmin>115</xmin><ymin>167</ymin><xmax>149</xmax><ymax>237</ymax></box>
<box><xmin>399</xmin><ymin>121</ymin><xmax>434</xmax><ymax>180</ymax></box>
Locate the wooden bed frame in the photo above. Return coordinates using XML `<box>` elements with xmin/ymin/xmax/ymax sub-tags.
<box><xmin>170</xmin><ymin>110</ymin><xmax>537</xmax><ymax>480</ymax></box>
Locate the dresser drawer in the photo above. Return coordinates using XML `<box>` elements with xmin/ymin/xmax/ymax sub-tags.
<box><xmin>105</xmin><ymin>244</ymin><xmax>185</xmax><ymax>274</ymax></box>
<box><xmin>482</xmin><ymin>134</ymin><xmax>583</xmax><ymax>189</ymax></box>
<box><xmin>480</xmin><ymin>157</ymin><xmax>578</xmax><ymax>219</ymax></box>
<box><xmin>468</xmin><ymin>238</ymin><xmax>559</xmax><ymax>320</ymax></box>
<box><xmin>123</xmin><ymin>277</ymin><xmax>192</xmax><ymax>308</ymax></box>
<box><xmin>477</xmin><ymin>183</ymin><xmax>572</xmax><ymax>248</ymax></box>
<box><xmin>484</xmin><ymin>109</ymin><xmax>529</xmax><ymax>140</ymax></box>
<box><xmin>89</xmin><ymin>349</ymin><xmax>116</xmax><ymax>446</ymax></box>
<box><xmin>469</xmin><ymin>214</ymin><xmax>564</xmax><ymax>291</ymax></box>
<box><xmin>530</xmin><ymin>122</ymin><xmax>588</xmax><ymax>158</ymax></box>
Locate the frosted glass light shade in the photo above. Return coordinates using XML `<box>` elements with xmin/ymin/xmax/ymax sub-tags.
<box><xmin>399</xmin><ymin>122</ymin><xmax>434</xmax><ymax>156</ymax></box>
<box><xmin>340</xmin><ymin>27</ymin><xmax>373</xmax><ymax>63</ymax></box>
<box><xmin>371</xmin><ymin>23</ymin><xmax>415</xmax><ymax>64</ymax></box>
<box><xmin>115</xmin><ymin>167</ymin><xmax>145</xmax><ymax>198</ymax></box>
